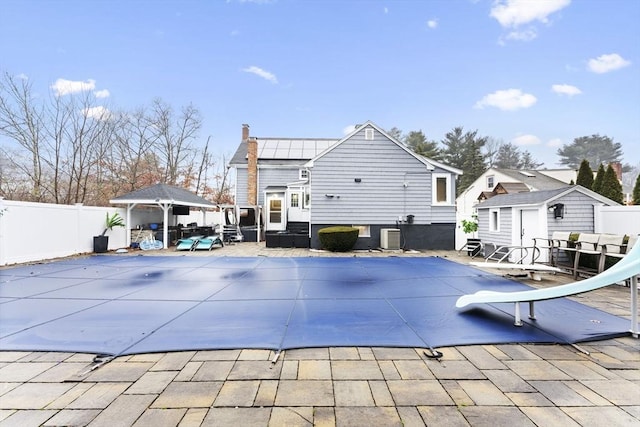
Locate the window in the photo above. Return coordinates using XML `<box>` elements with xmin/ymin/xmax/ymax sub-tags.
<box><xmin>365</xmin><ymin>128</ymin><xmax>374</xmax><ymax>140</ymax></box>
<box><xmin>486</xmin><ymin>175</ymin><xmax>494</xmax><ymax>190</ymax></box>
<box><xmin>489</xmin><ymin>208</ymin><xmax>500</xmax><ymax>232</ymax></box>
<box><xmin>432</xmin><ymin>173</ymin><xmax>451</xmax><ymax>205</ymax></box>
<box><xmin>305</xmin><ymin>191</ymin><xmax>311</xmax><ymax>208</ymax></box>
<box><xmin>299</xmin><ymin>169</ymin><xmax>309</xmax><ymax>180</ymax></box>
<box><xmin>290</xmin><ymin>193</ymin><xmax>299</xmax><ymax>208</ymax></box>
<box><xmin>351</xmin><ymin>225</ymin><xmax>371</xmax><ymax>237</ymax></box>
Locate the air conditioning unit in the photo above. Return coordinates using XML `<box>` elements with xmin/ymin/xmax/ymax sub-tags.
<box><xmin>380</xmin><ymin>228</ymin><xmax>401</xmax><ymax>250</ymax></box>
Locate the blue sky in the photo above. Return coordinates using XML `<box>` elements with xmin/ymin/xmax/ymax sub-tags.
<box><xmin>2</xmin><ymin>0</ymin><xmax>639</xmax><ymax>168</ymax></box>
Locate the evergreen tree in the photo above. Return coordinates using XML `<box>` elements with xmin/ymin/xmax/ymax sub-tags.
<box><xmin>440</xmin><ymin>127</ymin><xmax>487</xmax><ymax>196</ymax></box>
<box><xmin>600</xmin><ymin>164</ymin><xmax>623</xmax><ymax>204</ymax></box>
<box><xmin>405</xmin><ymin>130</ymin><xmax>441</xmax><ymax>159</ymax></box>
<box><xmin>633</xmin><ymin>173</ymin><xmax>640</xmax><ymax>205</ymax></box>
<box><xmin>557</xmin><ymin>134</ymin><xmax>624</xmax><ymax>169</ymax></box>
<box><xmin>592</xmin><ymin>164</ymin><xmax>605</xmax><ymax>194</ymax></box>
<box><xmin>576</xmin><ymin>159</ymin><xmax>594</xmax><ymax>189</ymax></box>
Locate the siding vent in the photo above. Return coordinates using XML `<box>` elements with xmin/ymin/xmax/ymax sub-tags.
<box><xmin>365</xmin><ymin>128</ymin><xmax>374</xmax><ymax>140</ymax></box>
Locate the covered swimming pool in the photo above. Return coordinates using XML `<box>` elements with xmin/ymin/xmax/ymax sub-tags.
<box><xmin>0</xmin><ymin>255</ymin><xmax>630</xmax><ymax>357</ymax></box>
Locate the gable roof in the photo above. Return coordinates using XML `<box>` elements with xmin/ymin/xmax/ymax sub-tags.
<box><xmin>110</xmin><ymin>184</ymin><xmax>216</xmax><ymax>208</ymax></box>
<box><xmin>494</xmin><ymin>182</ymin><xmax>530</xmax><ymax>194</ymax></box>
<box><xmin>476</xmin><ymin>185</ymin><xmax>619</xmax><ymax>209</ymax></box>
<box><xmin>492</xmin><ymin>168</ymin><xmax>569</xmax><ymax>191</ymax></box>
<box><xmin>305</xmin><ymin>121</ymin><xmax>463</xmax><ymax>175</ymax></box>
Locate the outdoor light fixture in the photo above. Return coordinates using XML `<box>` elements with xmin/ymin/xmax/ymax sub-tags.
<box><xmin>325</xmin><ymin>194</ymin><xmax>334</xmax><ymax>198</ymax></box>
<box><xmin>549</xmin><ymin>203</ymin><xmax>564</xmax><ymax>219</ymax></box>
<box><xmin>354</xmin><ymin>178</ymin><xmax>362</xmax><ymax>183</ymax></box>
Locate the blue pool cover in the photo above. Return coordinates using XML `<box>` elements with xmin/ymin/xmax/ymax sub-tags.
<box><xmin>0</xmin><ymin>255</ymin><xmax>631</xmax><ymax>356</ymax></box>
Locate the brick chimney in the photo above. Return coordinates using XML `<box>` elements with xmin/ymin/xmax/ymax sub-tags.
<box><xmin>610</xmin><ymin>161</ymin><xmax>622</xmax><ymax>181</ymax></box>
<box><xmin>245</xmin><ymin>123</ymin><xmax>258</xmax><ymax>205</ymax></box>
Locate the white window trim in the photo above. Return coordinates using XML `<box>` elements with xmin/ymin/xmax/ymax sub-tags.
<box><xmin>365</xmin><ymin>128</ymin><xmax>374</xmax><ymax>140</ymax></box>
<box><xmin>486</xmin><ymin>175</ymin><xmax>494</xmax><ymax>190</ymax></box>
<box><xmin>432</xmin><ymin>173</ymin><xmax>452</xmax><ymax>205</ymax></box>
<box><xmin>489</xmin><ymin>208</ymin><xmax>500</xmax><ymax>232</ymax></box>
<box><xmin>299</xmin><ymin>169</ymin><xmax>309</xmax><ymax>180</ymax></box>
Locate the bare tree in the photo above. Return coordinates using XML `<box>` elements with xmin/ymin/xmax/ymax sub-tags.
<box><xmin>0</xmin><ymin>72</ymin><xmax>46</xmax><ymax>201</ymax></box>
<box><xmin>151</xmin><ymin>99</ymin><xmax>202</xmax><ymax>186</ymax></box>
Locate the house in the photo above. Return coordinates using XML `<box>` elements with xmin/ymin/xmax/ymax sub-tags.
<box><xmin>456</xmin><ymin>167</ymin><xmax>578</xmax><ymax>249</ymax></box>
<box><xmin>475</xmin><ymin>185</ymin><xmax>620</xmax><ymax>263</ymax></box>
<box><xmin>229</xmin><ymin>121</ymin><xmax>462</xmax><ymax>250</ymax></box>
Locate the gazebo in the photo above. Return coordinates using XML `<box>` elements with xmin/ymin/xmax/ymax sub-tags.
<box><xmin>110</xmin><ymin>184</ymin><xmax>217</xmax><ymax>249</ymax></box>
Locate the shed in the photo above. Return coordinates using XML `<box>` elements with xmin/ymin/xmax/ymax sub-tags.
<box><xmin>475</xmin><ymin>185</ymin><xmax>619</xmax><ymax>263</ymax></box>
<box><xmin>110</xmin><ymin>184</ymin><xmax>217</xmax><ymax>249</ymax></box>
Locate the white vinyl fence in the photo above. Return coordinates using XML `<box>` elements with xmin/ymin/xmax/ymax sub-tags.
<box><xmin>594</xmin><ymin>205</ymin><xmax>640</xmax><ymax>236</ymax></box>
<box><xmin>0</xmin><ymin>199</ymin><xmax>223</xmax><ymax>266</ymax></box>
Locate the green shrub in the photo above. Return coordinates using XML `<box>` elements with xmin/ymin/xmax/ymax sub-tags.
<box><xmin>318</xmin><ymin>226</ymin><xmax>359</xmax><ymax>252</ymax></box>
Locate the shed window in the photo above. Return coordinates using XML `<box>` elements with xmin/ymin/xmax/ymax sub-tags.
<box><xmin>432</xmin><ymin>173</ymin><xmax>451</xmax><ymax>205</ymax></box>
<box><xmin>489</xmin><ymin>208</ymin><xmax>500</xmax><ymax>232</ymax></box>
<box><xmin>365</xmin><ymin>128</ymin><xmax>374</xmax><ymax>140</ymax></box>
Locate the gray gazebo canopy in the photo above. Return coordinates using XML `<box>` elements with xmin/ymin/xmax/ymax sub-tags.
<box><xmin>110</xmin><ymin>183</ymin><xmax>217</xmax><ymax>249</ymax></box>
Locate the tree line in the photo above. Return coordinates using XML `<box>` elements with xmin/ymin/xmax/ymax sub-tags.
<box><xmin>387</xmin><ymin>127</ymin><xmax>636</xmax><ymax>200</ymax></box>
<box><xmin>0</xmin><ymin>72</ymin><xmax>232</xmax><ymax>206</ymax></box>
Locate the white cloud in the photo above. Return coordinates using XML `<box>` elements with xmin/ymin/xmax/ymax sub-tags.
<box><xmin>94</xmin><ymin>89</ymin><xmax>110</xmax><ymax>98</ymax></box>
<box><xmin>82</xmin><ymin>106</ymin><xmax>111</xmax><ymax>120</ymax></box>
<box><xmin>547</xmin><ymin>138</ymin><xmax>562</xmax><ymax>147</ymax></box>
<box><xmin>427</xmin><ymin>19</ymin><xmax>438</xmax><ymax>29</ymax></box>
<box><xmin>384</xmin><ymin>7</ymin><xmax>388</xmax><ymax>14</ymax></box>
<box><xmin>474</xmin><ymin>89</ymin><xmax>537</xmax><ymax>111</ymax></box>
<box><xmin>490</xmin><ymin>0</ymin><xmax>571</xmax><ymax>28</ymax></box>
<box><xmin>16</xmin><ymin>73</ymin><xmax>28</xmax><ymax>80</ymax></box>
<box><xmin>511</xmin><ymin>134</ymin><xmax>541</xmax><ymax>146</ymax></box>
<box><xmin>51</xmin><ymin>78</ymin><xmax>96</xmax><ymax>96</ymax></box>
<box><xmin>552</xmin><ymin>84</ymin><xmax>581</xmax><ymax>96</ymax></box>
<box><xmin>242</xmin><ymin>66</ymin><xmax>278</xmax><ymax>84</ymax></box>
<box><xmin>343</xmin><ymin>125</ymin><xmax>357</xmax><ymax>135</ymax></box>
<box><xmin>504</xmin><ymin>27</ymin><xmax>537</xmax><ymax>42</ymax></box>
<box><xmin>587</xmin><ymin>53</ymin><xmax>631</xmax><ymax>74</ymax></box>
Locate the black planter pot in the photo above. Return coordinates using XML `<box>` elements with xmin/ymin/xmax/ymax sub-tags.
<box><xmin>93</xmin><ymin>235</ymin><xmax>109</xmax><ymax>253</ymax></box>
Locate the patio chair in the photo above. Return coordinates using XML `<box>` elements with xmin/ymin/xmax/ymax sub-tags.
<box><xmin>175</xmin><ymin>235</ymin><xmax>204</xmax><ymax>251</ymax></box>
<box><xmin>193</xmin><ymin>235</ymin><xmax>224</xmax><ymax>251</ymax></box>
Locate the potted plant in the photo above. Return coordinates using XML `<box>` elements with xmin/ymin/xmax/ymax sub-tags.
<box><xmin>94</xmin><ymin>212</ymin><xmax>125</xmax><ymax>253</ymax></box>
<box><xmin>461</xmin><ymin>216</ymin><xmax>481</xmax><ymax>256</ymax></box>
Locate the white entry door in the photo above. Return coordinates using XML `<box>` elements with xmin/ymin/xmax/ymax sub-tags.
<box><xmin>266</xmin><ymin>192</ymin><xmax>285</xmax><ymax>231</ymax></box>
<box><xmin>519</xmin><ymin>209</ymin><xmax>541</xmax><ymax>263</ymax></box>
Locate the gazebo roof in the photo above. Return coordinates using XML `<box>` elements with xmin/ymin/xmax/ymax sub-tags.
<box><xmin>110</xmin><ymin>184</ymin><xmax>216</xmax><ymax>209</ymax></box>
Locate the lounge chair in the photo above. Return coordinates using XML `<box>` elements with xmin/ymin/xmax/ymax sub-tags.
<box><xmin>193</xmin><ymin>235</ymin><xmax>224</xmax><ymax>251</ymax></box>
<box><xmin>175</xmin><ymin>235</ymin><xmax>204</xmax><ymax>251</ymax></box>
<box><xmin>456</xmin><ymin>239</ymin><xmax>640</xmax><ymax>334</ymax></box>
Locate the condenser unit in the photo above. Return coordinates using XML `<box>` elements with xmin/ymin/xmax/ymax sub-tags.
<box><xmin>380</xmin><ymin>228</ymin><xmax>401</xmax><ymax>250</ymax></box>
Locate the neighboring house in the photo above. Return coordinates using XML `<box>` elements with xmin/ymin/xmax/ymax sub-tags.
<box><xmin>475</xmin><ymin>185</ymin><xmax>620</xmax><ymax>263</ymax></box>
<box><xmin>456</xmin><ymin>167</ymin><xmax>577</xmax><ymax>249</ymax></box>
<box><xmin>229</xmin><ymin>121</ymin><xmax>462</xmax><ymax>250</ymax></box>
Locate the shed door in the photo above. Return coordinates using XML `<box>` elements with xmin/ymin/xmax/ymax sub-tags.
<box><xmin>519</xmin><ymin>209</ymin><xmax>540</xmax><ymax>263</ymax></box>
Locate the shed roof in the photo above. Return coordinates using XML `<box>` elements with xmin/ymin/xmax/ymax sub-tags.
<box><xmin>476</xmin><ymin>185</ymin><xmax>619</xmax><ymax>209</ymax></box>
<box><xmin>110</xmin><ymin>184</ymin><xmax>216</xmax><ymax>209</ymax></box>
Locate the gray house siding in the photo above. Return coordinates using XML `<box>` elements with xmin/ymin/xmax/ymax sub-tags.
<box><xmin>309</xmin><ymin>128</ymin><xmax>456</xmax><ymax>250</ymax></box>
<box><xmin>477</xmin><ymin>206</ymin><xmax>512</xmax><ymax>248</ymax></box>
<box><xmin>235</xmin><ymin>168</ymin><xmax>249</xmax><ymax>205</ymax></box>
<box><xmin>259</xmin><ymin>168</ymin><xmax>300</xmax><ymax>205</ymax></box>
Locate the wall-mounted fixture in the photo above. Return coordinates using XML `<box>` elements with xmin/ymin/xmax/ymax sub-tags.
<box><xmin>549</xmin><ymin>203</ymin><xmax>564</xmax><ymax>219</ymax></box>
<box><xmin>354</xmin><ymin>178</ymin><xmax>362</xmax><ymax>183</ymax></box>
<box><xmin>325</xmin><ymin>194</ymin><xmax>334</xmax><ymax>198</ymax></box>
<box><xmin>403</xmin><ymin>182</ymin><xmax>408</xmax><ymax>188</ymax></box>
